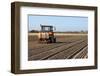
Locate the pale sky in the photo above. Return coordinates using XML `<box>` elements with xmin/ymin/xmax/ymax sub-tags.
<box><xmin>28</xmin><ymin>15</ymin><xmax>88</xmax><ymax>32</ymax></box>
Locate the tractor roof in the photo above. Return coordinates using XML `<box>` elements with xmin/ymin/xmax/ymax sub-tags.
<box><xmin>40</xmin><ymin>24</ymin><xmax>53</xmax><ymax>27</ymax></box>
<box><xmin>40</xmin><ymin>24</ymin><xmax>53</xmax><ymax>32</ymax></box>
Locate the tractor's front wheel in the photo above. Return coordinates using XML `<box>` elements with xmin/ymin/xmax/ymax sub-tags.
<box><xmin>53</xmin><ymin>38</ymin><xmax>56</xmax><ymax>43</ymax></box>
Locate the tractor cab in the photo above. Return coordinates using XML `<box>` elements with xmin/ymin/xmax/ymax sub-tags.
<box><xmin>38</xmin><ymin>24</ymin><xmax>56</xmax><ymax>43</ymax></box>
<box><xmin>41</xmin><ymin>25</ymin><xmax>53</xmax><ymax>32</ymax></box>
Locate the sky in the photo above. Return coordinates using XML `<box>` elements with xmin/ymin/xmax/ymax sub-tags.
<box><xmin>28</xmin><ymin>15</ymin><xmax>88</xmax><ymax>32</ymax></box>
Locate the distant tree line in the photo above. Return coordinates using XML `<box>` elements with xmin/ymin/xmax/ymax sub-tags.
<box><xmin>29</xmin><ymin>30</ymin><xmax>39</xmax><ymax>33</ymax></box>
<box><xmin>29</xmin><ymin>29</ymin><xmax>88</xmax><ymax>33</ymax></box>
<box><xmin>54</xmin><ymin>30</ymin><xmax>88</xmax><ymax>33</ymax></box>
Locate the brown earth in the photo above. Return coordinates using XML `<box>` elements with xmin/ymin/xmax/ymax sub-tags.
<box><xmin>28</xmin><ymin>35</ymin><xmax>88</xmax><ymax>61</ymax></box>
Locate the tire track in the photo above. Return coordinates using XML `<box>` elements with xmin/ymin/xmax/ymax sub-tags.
<box><xmin>29</xmin><ymin>39</ymin><xmax>85</xmax><ymax>60</ymax></box>
<box><xmin>46</xmin><ymin>40</ymin><xmax>87</xmax><ymax>59</ymax></box>
<box><xmin>73</xmin><ymin>46</ymin><xmax>88</xmax><ymax>59</ymax></box>
<box><xmin>28</xmin><ymin>39</ymin><xmax>81</xmax><ymax>57</ymax></box>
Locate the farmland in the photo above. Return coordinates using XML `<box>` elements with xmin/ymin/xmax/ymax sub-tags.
<box><xmin>28</xmin><ymin>33</ymin><xmax>88</xmax><ymax>61</ymax></box>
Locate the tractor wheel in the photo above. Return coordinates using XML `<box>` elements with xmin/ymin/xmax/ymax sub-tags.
<box><xmin>47</xmin><ymin>39</ymin><xmax>50</xmax><ymax>43</ymax></box>
<box><xmin>54</xmin><ymin>38</ymin><xmax>56</xmax><ymax>43</ymax></box>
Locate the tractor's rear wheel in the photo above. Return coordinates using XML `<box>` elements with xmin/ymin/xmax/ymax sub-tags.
<box><xmin>53</xmin><ymin>38</ymin><xmax>56</xmax><ymax>43</ymax></box>
<box><xmin>51</xmin><ymin>37</ymin><xmax>56</xmax><ymax>43</ymax></box>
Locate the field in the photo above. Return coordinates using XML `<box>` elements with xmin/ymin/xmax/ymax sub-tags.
<box><xmin>28</xmin><ymin>33</ymin><xmax>88</xmax><ymax>61</ymax></box>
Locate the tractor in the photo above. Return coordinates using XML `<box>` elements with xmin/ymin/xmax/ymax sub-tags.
<box><xmin>38</xmin><ymin>24</ymin><xmax>56</xmax><ymax>43</ymax></box>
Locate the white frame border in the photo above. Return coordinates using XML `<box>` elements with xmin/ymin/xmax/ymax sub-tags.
<box><xmin>20</xmin><ymin>6</ymin><xmax>95</xmax><ymax>70</ymax></box>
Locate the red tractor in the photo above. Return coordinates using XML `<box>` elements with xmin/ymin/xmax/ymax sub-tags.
<box><xmin>38</xmin><ymin>24</ymin><xmax>56</xmax><ymax>43</ymax></box>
